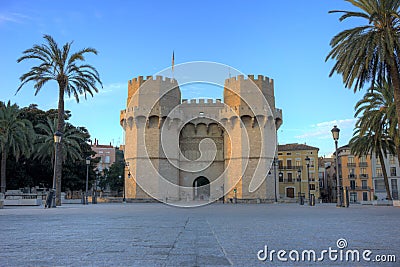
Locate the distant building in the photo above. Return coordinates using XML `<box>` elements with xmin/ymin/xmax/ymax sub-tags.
<box><xmin>277</xmin><ymin>143</ymin><xmax>320</xmax><ymax>202</ymax></box>
<box><xmin>91</xmin><ymin>138</ymin><xmax>117</xmax><ymax>172</ymax></box>
<box><xmin>335</xmin><ymin>145</ymin><xmax>373</xmax><ymax>203</ymax></box>
<box><xmin>371</xmin><ymin>153</ymin><xmax>400</xmax><ymax>200</ymax></box>
<box><xmin>318</xmin><ymin>157</ymin><xmax>336</xmax><ymax>203</ymax></box>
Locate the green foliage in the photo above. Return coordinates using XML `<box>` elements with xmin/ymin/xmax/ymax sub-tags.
<box><xmin>0</xmin><ymin>101</ymin><xmax>35</xmax><ymax>192</ymax></box>
<box><xmin>98</xmin><ymin>161</ymin><xmax>124</xmax><ymax>193</ymax></box>
<box><xmin>34</xmin><ymin>117</ymin><xmax>86</xmax><ymax>164</ymax></box>
<box><xmin>17</xmin><ymin>35</ymin><xmax>103</xmax><ymax>101</ymax></box>
<box><xmin>350</xmin><ymin>81</ymin><xmax>396</xmax><ymax>200</ymax></box>
<box><xmin>2</xmin><ymin>105</ymin><xmax>98</xmax><ymax>192</ymax></box>
<box><xmin>326</xmin><ymin>0</ymin><xmax>400</xmax><ymax>91</ymax></box>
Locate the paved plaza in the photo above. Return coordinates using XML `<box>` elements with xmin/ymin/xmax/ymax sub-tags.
<box><xmin>0</xmin><ymin>203</ymin><xmax>399</xmax><ymax>266</ymax></box>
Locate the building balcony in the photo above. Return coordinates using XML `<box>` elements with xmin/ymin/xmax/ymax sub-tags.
<box><xmin>348</xmin><ymin>186</ymin><xmax>371</xmax><ymax>191</ymax></box>
<box><xmin>283</xmin><ymin>179</ymin><xmax>295</xmax><ymax>183</ymax></box>
<box><xmin>359</xmin><ymin>162</ymin><xmax>368</xmax><ymax>167</ymax></box>
<box><xmin>359</xmin><ymin>174</ymin><xmax>369</xmax><ymax>179</ymax></box>
<box><xmin>347</xmin><ymin>163</ymin><xmax>356</xmax><ymax>167</ymax></box>
<box><xmin>278</xmin><ymin>166</ymin><xmax>303</xmax><ymax>170</ymax></box>
<box><xmin>348</xmin><ymin>174</ymin><xmax>357</xmax><ymax>179</ymax></box>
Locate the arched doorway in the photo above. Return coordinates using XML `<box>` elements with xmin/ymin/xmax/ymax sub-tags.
<box><xmin>193</xmin><ymin>176</ymin><xmax>210</xmax><ymax>200</ymax></box>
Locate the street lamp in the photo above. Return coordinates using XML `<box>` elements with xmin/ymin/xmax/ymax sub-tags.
<box><xmin>298</xmin><ymin>168</ymin><xmax>302</xmax><ymax>204</ymax></box>
<box><xmin>120</xmin><ymin>175</ymin><xmax>126</xmax><ymax>203</ymax></box>
<box><xmin>50</xmin><ymin>130</ymin><xmax>62</xmax><ymax>208</ymax></box>
<box><xmin>273</xmin><ymin>157</ymin><xmax>278</xmax><ymax>203</ymax></box>
<box><xmin>85</xmin><ymin>157</ymin><xmax>90</xmax><ymax>205</ymax></box>
<box><xmin>305</xmin><ymin>156</ymin><xmax>310</xmax><ymax>205</ymax></box>
<box><xmin>331</xmin><ymin>125</ymin><xmax>342</xmax><ymax>207</ymax></box>
<box><xmin>93</xmin><ymin>170</ymin><xmax>98</xmax><ymax>204</ymax></box>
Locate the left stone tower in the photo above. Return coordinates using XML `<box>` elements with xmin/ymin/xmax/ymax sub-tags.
<box><xmin>120</xmin><ymin>75</ymin><xmax>181</xmax><ymax>199</ymax></box>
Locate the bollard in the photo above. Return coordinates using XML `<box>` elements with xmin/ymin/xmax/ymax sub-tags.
<box><xmin>310</xmin><ymin>194</ymin><xmax>315</xmax><ymax>206</ymax></box>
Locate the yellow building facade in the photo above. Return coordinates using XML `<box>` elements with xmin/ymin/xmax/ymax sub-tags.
<box><xmin>278</xmin><ymin>144</ymin><xmax>320</xmax><ymax>202</ymax></box>
<box><xmin>336</xmin><ymin>145</ymin><xmax>373</xmax><ymax>203</ymax></box>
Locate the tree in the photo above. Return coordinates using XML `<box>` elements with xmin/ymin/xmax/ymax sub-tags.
<box><xmin>35</xmin><ymin>117</ymin><xmax>86</xmax><ymax>164</ymax></box>
<box><xmin>326</xmin><ymin>0</ymin><xmax>400</xmax><ymax>161</ymax></box>
<box><xmin>17</xmin><ymin>35</ymin><xmax>102</xmax><ymax>204</ymax></box>
<box><xmin>350</xmin><ymin>129</ymin><xmax>395</xmax><ymax>200</ymax></box>
<box><xmin>350</xmin><ymin>81</ymin><xmax>397</xmax><ymax>200</ymax></box>
<box><xmin>0</xmin><ymin>101</ymin><xmax>34</xmax><ymax>193</ymax></box>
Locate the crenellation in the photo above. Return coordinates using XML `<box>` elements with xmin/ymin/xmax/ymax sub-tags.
<box><xmin>122</xmin><ymin>73</ymin><xmax>282</xmax><ymax>202</ymax></box>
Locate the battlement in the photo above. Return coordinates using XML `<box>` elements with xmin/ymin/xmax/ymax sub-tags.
<box><xmin>225</xmin><ymin>74</ymin><xmax>274</xmax><ymax>85</ymax></box>
<box><xmin>129</xmin><ymin>75</ymin><xmax>177</xmax><ymax>85</ymax></box>
<box><xmin>181</xmin><ymin>98</ymin><xmax>223</xmax><ymax>105</ymax></box>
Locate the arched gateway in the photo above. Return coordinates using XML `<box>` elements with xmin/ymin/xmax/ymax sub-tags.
<box><xmin>193</xmin><ymin>176</ymin><xmax>210</xmax><ymax>200</ymax></box>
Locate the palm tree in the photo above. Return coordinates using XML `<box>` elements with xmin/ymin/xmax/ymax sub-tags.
<box><xmin>0</xmin><ymin>101</ymin><xmax>34</xmax><ymax>193</ymax></box>
<box><xmin>35</xmin><ymin>117</ymin><xmax>86</xmax><ymax>164</ymax></box>
<box><xmin>351</xmin><ymin>81</ymin><xmax>397</xmax><ymax>200</ymax></box>
<box><xmin>326</xmin><ymin>0</ymin><xmax>400</xmax><ymax>160</ymax></box>
<box><xmin>350</xmin><ymin>128</ymin><xmax>395</xmax><ymax>200</ymax></box>
<box><xmin>17</xmin><ymin>35</ymin><xmax>102</xmax><ymax>204</ymax></box>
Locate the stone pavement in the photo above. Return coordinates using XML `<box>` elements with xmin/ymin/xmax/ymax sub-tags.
<box><xmin>0</xmin><ymin>203</ymin><xmax>399</xmax><ymax>266</ymax></box>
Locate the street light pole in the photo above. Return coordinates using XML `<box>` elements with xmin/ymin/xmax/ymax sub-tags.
<box><xmin>121</xmin><ymin>175</ymin><xmax>126</xmax><ymax>203</ymax></box>
<box><xmin>305</xmin><ymin>156</ymin><xmax>310</xmax><ymax>205</ymax></box>
<box><xmin>85</xmin><ymin>157</ymin><xmax>90</xmax><ymax>205</ymax></box>
<box><xmin>331</xmin><ymin>125</ymin><xmax>342</xmax><ymax>207</ymax></box>
<box><xmin>298</xmin><ymin>168</ymin><xmax>302</xmax><ymax>203</ymax></box>
<box><xmin>50</xmin><ymin>131</ymin><xmax>62</xmax><ymax>208</ymax></box>
<box><xmin>273</xmin><ymin>157</ymin><xmax>278</xmax><ymax>203</ymax></box>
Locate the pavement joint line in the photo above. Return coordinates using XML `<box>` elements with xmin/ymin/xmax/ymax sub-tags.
<box><xmin>207</xmin><ymin>219</ymin><xmax>233</xmax><ymax>266</ymax></box>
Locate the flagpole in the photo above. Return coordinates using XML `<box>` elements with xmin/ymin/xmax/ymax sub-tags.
<box><xmin>172</xmin><ymin>50</ymin><xmax>175</xmax><ymax>80</ymax></box>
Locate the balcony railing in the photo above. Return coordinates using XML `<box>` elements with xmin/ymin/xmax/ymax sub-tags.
<box><xmin>347</xmin><ymin>163</ymin><xmax>356</xmax><ymax>167</ymax></box>
<box><xmin>359</xmin><ymin>174</ymin><xmax>369</xmax><ymax>179</ymax></box>
<box><xmin>278</xmin><ymin>166</ymin><xmax>304</xmax><ymax>170</ymax></box>
<box><xmin>359</xmin><ymin>162</ymin><xmax>368</xmax><ymax>167</ymax></box>
<box><xmin>283</xmin><ymin>179</ymin><xmax>294</xmax><ymax>183</ymax></box>
<box><xmin>348</xmin><ymin>174</ymin><xmax>357</xmax><ymax>179</ymax></box>
<box><xmin>348</xmin><ymin>186</ymin><xmax>371</xmax><ymax>191</ymax></box>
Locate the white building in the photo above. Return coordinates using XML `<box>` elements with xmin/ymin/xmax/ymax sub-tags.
<box><xmin>371</xmin><ymin>154</ymin><xmax>400</xmax><ymax>200</ymax></box>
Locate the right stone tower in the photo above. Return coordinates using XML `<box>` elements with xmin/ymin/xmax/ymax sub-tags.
<box><xmin>222</xmin><ymin>74</ymin><xmax>283</xmax><ymax>201</ymax></box>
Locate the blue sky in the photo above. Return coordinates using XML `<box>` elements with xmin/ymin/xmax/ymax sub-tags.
<box><xmin>0</xmin><ymin>0</ymin><xmax>367</xmax><ymax>157</ymax></box>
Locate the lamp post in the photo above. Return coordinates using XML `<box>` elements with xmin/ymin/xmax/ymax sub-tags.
<box><xmin>298</xmin><ymin>168</ymin><xmax>302</xmax><ymax>203</ymax></box>
<box><xmin>331</xmin><ymin>125</ymin><xmax>342</xmax><ymax>207</ymax></box>
<box><xmin>305</xmin><ymin>156</ymin><xmax>310</xmax><ymax>205</ymax></box>
<box><xmin>85</xmin><ymin>157</ymin><xmax>90</xmax><ymax>205</ymax></box>
<box><xmin>93</xmin><ymin>170</ymin><xmax>98</xmax><ymax>204</ymax></box>
<box><xmin>121</xmin><ymin>175</ymin><xmax>126</xmax><ymax>203</ymax></box>
<box><xmin>273</xmin><ymin>157</ymin><xmax>278</xmax><ymax>203</ymax></box>
<box><xmin>51</xmin><ymin>131</ymin><xmax>62</xmax><ymax>208</ymax></box>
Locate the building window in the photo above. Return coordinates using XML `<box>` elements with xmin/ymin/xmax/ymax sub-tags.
<box><xmin>390</xmin><ymin>167</ymin><xmax>397</xmax><ymax>176</ymax></box>
<box><xmin>374</xmin><ymin>179</ymin><xmax>385</xmax><ymax>192</ymax></box>
<box><xmin>350</xmin><ymin>180</ymin><xmax>356</xmax><ymax>190</ymax></box>
<box><xmin>392</xmin><ymin>179</ymin><xmax>399</xmax><ymax>200</ymax></box>
<box><xmin>390</xmin><ymin>155</ymin><xmax>396</xmax><ymax>165</ymax></box>
<box><xmin>287</xmin><ymin>160</ymin><xmax>292</xmax><ymax>168</ymax></box>
<box><xmin>295</xmin><ymin>160</ymin><xmax>301</xmax><ymax>167</ymax></box>
<box><xmin>278</xmin><ymin>160</ymin><xmax>283</xmax><ymax>169</ymax></box>
<box><xmin>363</xmin><ymin>192</ymin><xmax>368</xmax><ymax>201</ymax></box>
<box><xmin>279</xmin><ymin>174</ymin><xmax>283</xmax><ymax>182</ymax></box>
<box><xmin>350</xmin><ymin>192</ymin><xmax>357</xmax><ymax>203</ymax></box>
<box><xmin>376</xmin><ymin>167</ymin><xmax>383</xmax><ymax>177</ymax></box>
<box><xmin>287</xmin><ymin>152</ymin><xmax>291</xmax><ymax>155</ymax></box>
<box><xmin>361</xmin><ymin>180</ymin><xmax>368</xmax><ymax>189</ymax></box>
<box><xmin>347</xmin><ymin>157</ymin><xmax>356</xmax><ymax>167</ymax></box>
<box><xmin>105</xmin><ymin>156</ymin><xmax>110</xmax><ymax>164</ymax></box>
<box><xmin>309</xmin><ymin>184</ymin><xmax>315</xmax><ymax>190</ymax></box>
<box><xmin>287</xmin><ymin>173</ymin><xmax>293</xmax><ymax>182</ymax></box>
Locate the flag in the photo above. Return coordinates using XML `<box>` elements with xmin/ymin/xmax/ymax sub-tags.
<box><xmin>172</xmin><ymin>51</ymin><xmax>175</xmax><ymax>72</ymax></box>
